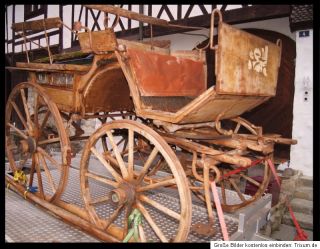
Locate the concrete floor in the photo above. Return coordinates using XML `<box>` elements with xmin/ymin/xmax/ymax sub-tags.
<box><xmin>269</xmin><ymin>224</ymin><xmax>313</xmax><ymax>241</ymax></box>
<box><xmin>5</xmin><ymin>152</ymin><xmax>314</xmax><ymax>242</ymax></box>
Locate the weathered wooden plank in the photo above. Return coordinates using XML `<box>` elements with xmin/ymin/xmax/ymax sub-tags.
<box><xmin>216</xmin><ymin>23</ymin><xmax>281</xmax><ymax>96</ymax></box>
<box><xmin>126</xmin><ymin>48</ymin><xmax>206</xmax><ymax>97</ymax></box>
<box><xmin>85</xmin><ymin>5</ymin><xmax>169</xmax><ymax>27</ymax></box>
<box><xmin>12</xmin><ymin>17</ymin><xmax>62</xmax><ymax>32</ymax></box>
<box><xmin>34</xmin><ymin>51</ymin><xmax>90</xmax><ymax>63</ymax></box>
<box><xmin>15</xmin><ymin>62</ymin><xmax>91</xmax><ymax>72</ymax></box>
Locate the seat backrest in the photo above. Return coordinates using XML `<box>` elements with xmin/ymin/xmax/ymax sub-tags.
<box><xmin>215</xmin><ymin>22</ymin><xmax>282</xmax><ymax>96</ymax></box>
<box><xmin>126</xmin><ymin>48</ymin><xmax>207</xmax><ymax>97</ymax></box>
<box><xmin>78</xmin><ymin>29</ymin><xmax>117</xmax><ymax>53</ymax></box>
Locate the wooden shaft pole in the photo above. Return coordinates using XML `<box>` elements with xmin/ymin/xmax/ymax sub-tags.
<box><xmin>5</xmin><ymin>175</ymin><xmax>120</xmax><ymax>242</ymax></box>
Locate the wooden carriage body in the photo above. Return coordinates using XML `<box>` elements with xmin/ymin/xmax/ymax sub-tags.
<box><xmin>9</xmin><ymin>18</ymin><xmax>281</xmax><ymax>125</ymax></box>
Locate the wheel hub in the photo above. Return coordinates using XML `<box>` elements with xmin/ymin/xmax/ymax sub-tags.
<box><xmin>19</xmin><ymin>137</ymin><xmax>36</xmax><ymax>154</ymax></box>
<box><xmin>109</xmin><ymin>182</ymin><xmax>136</xmax><ymax>207</ymax></box>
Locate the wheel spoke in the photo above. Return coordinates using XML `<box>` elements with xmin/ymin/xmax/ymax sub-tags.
<box><xmin>147</xmin><ymin>157</ymin><xmax>164</xmax><ymax>176</ymax></box>
<box><xmin>234</xmin><ymin>122</ymin><xmax>241</xmax><ymax>134</ymax></box>
<box><xmin>134</xmin><ymin>138</ymin><xmax>147</xmax><ymax>165</ymax></box>
<box><xmin>239</xmin><ymin>173</ymin><xmax>260</xmax><ymax>187</ymax></box>
<box><xmin>229</xmin><ymin>178</ymin><xmax>246</xmax><ymax>202</ymax></box>
<box><xmin>220</xmin><ymin>180</ymin><xmax>227</xmax><ymax>205</ymax></box>
<box><xmin>123</xmin><ymin>206</ymin><xmax>130</xmax><ymax>238</ymax></box>
<box><xmin>137</xmin><ymin>178</ymin><xmax>176</xmax><ymax>192</ymax></box>
<box><xmin>109</xmin><ymin>137</ymin><xmax>125</xmax><ymax>153</ymax></box>
<box><xmin>103</xmin><ymin>151</ymin><xmax>121</xmax><ymax>168</ymax></box>
<box><xmin>38</xmin><ymin>153</ymin><xmax>56</xmax><ymax>193</ymax></box>
<box><xmin>138</xmin><ymin>224</ymin><xmax>147</xmax><ymax>242</ymax></box>
<box><xmin>204</xmin><ymin>165</ymin><xmax>214</xmax><ymax>223</ymax></box>
<box><xmin>38</xmin><ymin>137</ymin><xmax>61</xmax><ymax>145</ymax></box>
<box><xmin>136</xmin><ymin>201</ymin><xmax>168</xmax><ymax>242</ymax></box>
<box><xmin>139</xmin><ymin>194</ymin><xmax>181</xmax><ymax>220</ymax></box>
<box><xmin>37</xmin><ymin>147</ymin><xmax>62</xmax><ymax>170</ymax></box>
<box><xmin>28</xmin><ymin>154</ymin><xmax>36</xmax><ymax>188</ymax></box>
<box><xmin>101</xmin><ymin>135</ymin><xmax>108</xmax><ymax>151</ymax></box>
<box><xmin>7</xmin><ymin>123</ymin><xmax>28</xmax><ymax>139</ymax></box>
<box><xmin>136</xmin><ymin>147</ymin><xmax>159</xmax><ymax>184</ymax></box>
<box><xmin>33</xmin><ymin>92</ymin><xmax>39</xmax><ymax>129</ymax></box>
<box><xmin>40</xmin><ymin>110</ymin><xmax>50</xmax><ymax>131</ymax></box>
<box><xmin>264</xmin><ymin>160</ymin><xmax>269</xmax><ymax>180</ymax></box>
<box><xmin>103</xmin><ymin>204</ymin><xmax>124</xmax><ymax>230</ymax></box>
<box><xmin>10</xmin><ymin>101</ymin><xmax>28</xmax><ymax>130</ymax></box>
<box><xmin>106</xmin><ymin>131</ymin><xmax>129</xmax><ymax>179</ymax></box>
<box><xmin>34</xmin><ymin>153</ymin><xmax>45</xmax><ymax>199</ymax></box>
<box><xmin>121</xmin><ymin>135</ymin><xmax>129</xmax><ymax>154</ymax></box>
<box><xmin>20</xmin><ymin>88</ymin><xmax>33</xmax><ymax>128</ymax></box>
<box><xmin>85</xmin><ymin>171</ymin><xmax>118</xmax><ymax>188</ymax></box>
<box><xmin>128</xmin><ymin>129</ymin><xmax>134</xmax><ymax>180</ymax></box>
<box><xmin>90</xmin><ymin>147</ymin><xmax>123</xmax><ymax>183</ymax></box>
<box><xmin>89</xmin><ymin>195</ymin><xmax>110</xmax><ymax>205</ymax></box>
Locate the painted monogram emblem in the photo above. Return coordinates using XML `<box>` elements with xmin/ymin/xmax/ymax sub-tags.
<box><xmin>248</xmin><ymin>46</ymin><xmax>268</xmax><ymax>77</ymax></box>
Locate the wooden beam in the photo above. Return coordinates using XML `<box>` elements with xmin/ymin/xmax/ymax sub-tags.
<box><xmin>115</xmin><ymin>5</ymin><xmax>291</xmax><ymax>39</ymax></box>
<box><xmin>12</xmin><ymin>17</ymin><xmax>62</xmax><ymax>32</ymax></box>
<box><xmin>85</xmin><ymin>5</ymin><xmax>169</xmax><ymax>27</ymax></box>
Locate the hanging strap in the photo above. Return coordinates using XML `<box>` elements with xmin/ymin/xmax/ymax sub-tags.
<box><xmin>211</xmin><ymin>180</ymin><xmax>229</xmax><ymax>241</ymax></box>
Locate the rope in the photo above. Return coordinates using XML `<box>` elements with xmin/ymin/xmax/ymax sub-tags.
<box><xmin>218</xmin><ymin>157</ymin><xmax>308</xmax><ymax>240</ymax></box>
<box><xmin>123</xmin><ymin>208</ymin><xmax>143</xmax><ymax>243</ymax></box>
<box><xmin>23</xmin><ymin>186</ymin><xmax>38</xmax><ymax>199</ymax></box>
<box><xmin>13</xmin><ymin>170</ymin><xmax>27</xmax><ymax>185</ymax></box>
<box><xmin>220</xmin><ymin>158</ymin><xmax>265</xmax><ymax>180</ymax></box>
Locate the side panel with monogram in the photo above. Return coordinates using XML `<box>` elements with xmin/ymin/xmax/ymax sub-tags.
<box><xmin>215</xmin><ymin>23</ymin><xmax>281</xmax><ymax>96</ymax></box>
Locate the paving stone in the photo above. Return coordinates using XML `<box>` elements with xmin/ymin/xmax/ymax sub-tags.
<box><xmin>299</xmin><ymin>176</ymin><xmax>313</xmax><ymax>188</ymax></box>
<box><xmin>270</xmin><ymin>224</ymin><xmax>313</xmax><ymax>241</ymax></box>
<box><xmin>290</xmin><ymin>198</ymin><xmax>313</xmax><ymax>215</ymax></box>
<box><xmin>282</xmin><ymin>212</ymin><xmax>313</xmax><ymax>230</ymax></box>
<box><xmin>294</xmin><ymin>186</ymin><xmax>313</xmax><ymax>201</ymax></box>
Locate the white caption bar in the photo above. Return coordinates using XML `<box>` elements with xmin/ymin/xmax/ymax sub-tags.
<box><xmin>211</xmin><ymin>241</ymin><xmax>319</xmax><ymax>249</ymax></box>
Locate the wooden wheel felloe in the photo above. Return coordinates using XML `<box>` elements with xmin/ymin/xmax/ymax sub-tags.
<box><xmin>96</xmin><ymin>111</ymin><xmax>146</xmax><ymax>154</ymax></box>
<box><xmin>218</xmin><ymin>158</ymin><xmax>272</xmax><ymax>212</ymax></box>
<box><xmin>5</xmin><ymin>82</ymin><xmax>70</xmax><ymax>202</ymax></box>
<box><xmin>80</xmin><ymin>120</ymin><xmax>192</xmax><ymax>242</ymax></box>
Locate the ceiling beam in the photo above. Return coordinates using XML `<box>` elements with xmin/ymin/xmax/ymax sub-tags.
<box><xmin>115</xmin><ymin>5</ymin><xmax>291</xmax><ymax>39</ymax></box>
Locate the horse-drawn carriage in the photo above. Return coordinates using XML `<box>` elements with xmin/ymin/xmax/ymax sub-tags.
<box><xmin>5</xmin><ymin>5</ymin><xmax>296</xmax><ymax>242</ymax></box>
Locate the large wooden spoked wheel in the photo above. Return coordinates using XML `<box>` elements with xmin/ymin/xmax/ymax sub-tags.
<box><xmin>5</xmin><ymin>82</ymin><xmax>70</xmax><ymax>202</ymax></box>
<box><xmin>80</xmin><ymin>120</ymin><xmax>192</xmax><ymax>242</ymax></box>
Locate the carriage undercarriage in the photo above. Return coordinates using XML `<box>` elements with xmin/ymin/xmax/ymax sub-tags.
<box><xmin>5</xmin><ymin>5</ymin><xmax>296</xmax><ymax>242</ymax></box>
